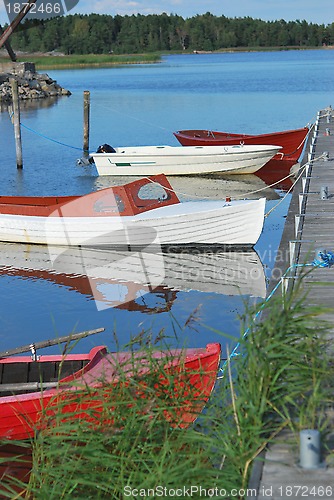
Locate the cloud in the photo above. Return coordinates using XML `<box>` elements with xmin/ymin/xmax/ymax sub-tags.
<box><xmin>77</xmin><ymin>0</ymin><xmax>199</xmax><ymax>17</ymax></box>
<box><xmin>78</xmin><ymin>0</ymin><xmax>154</xmax><ymax>16</ymax></box>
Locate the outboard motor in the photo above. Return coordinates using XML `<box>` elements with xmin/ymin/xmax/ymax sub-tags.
<box><xmin>76</xmin><ymin>156</ymin><xmax>94</xmax><ymax>166</ymax></box>
<box><xmin>96</xmin><ymin>143</ymin><xmax>116</xmax><ymax>153</ymax></box>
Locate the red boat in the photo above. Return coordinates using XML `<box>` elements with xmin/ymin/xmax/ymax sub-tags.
<box><xmin>173</xmin><ymin>127</ymin><xmax>310</xmax><ymax>163</ymax></box>
<box><xmin>0</xmin><ymin>343</ymin><xmax>221</xmax><ymax>440</ymax></box>
<box><xmin>0</xmin><ymin>443</ymin><xmax>32</xmax><ymax>497</ymax></box>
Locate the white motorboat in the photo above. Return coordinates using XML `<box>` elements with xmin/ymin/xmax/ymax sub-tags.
<box><xmin>89</xmin><ymin>143</ymin><xmax>281</xmax><ymax>176</ymax></box>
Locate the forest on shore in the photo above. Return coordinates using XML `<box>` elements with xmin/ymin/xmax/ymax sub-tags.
<box><xmin>8</xmin><ymin>12</ymin><xmax>334</xmax><ymax>55</ymax></box>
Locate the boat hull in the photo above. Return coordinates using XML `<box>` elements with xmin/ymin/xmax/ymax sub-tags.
<box><xmin>90</xmin><ymin>144</ymin><xmax>281</xmax><ymax>176</ymax></box>
<box><xmin>0</xmin><ymin>198</ymin><xmax>266</xmax><ymax>247</ymax></box>
<box><xmin>173</xmin><ymin>127</ymin><xmax>309</xmax><ymax>163</ymax></box>
<box><xmin>0</xmin><ymin>343</ymin><xmax>221</xmax><ymax>440</ymax></box>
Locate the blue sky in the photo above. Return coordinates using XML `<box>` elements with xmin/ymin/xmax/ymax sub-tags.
<box><xmin>76</xmin><ymin>0</ymin><xmax>333</xmax><ymax>24</ymax></box>
<box><xmin>0</xmin><ymin>0</ymin><xmax>333</xmax><ymax>26</ymax></box>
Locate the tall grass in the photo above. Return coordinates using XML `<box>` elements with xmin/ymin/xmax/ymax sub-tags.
<box><xmin>1</xmin><ymin>277</ymin><xmax>333</xmax><ymax>499</ymax></box>
<box><xmin>208</xmin><ymin>277</ymin><xmax>334</xmax><ymax>490</ymax></box>
<box><xmin>0</xmin><ymin>53</ymin><xmax>161</xmax><ymax>69</ymax></box>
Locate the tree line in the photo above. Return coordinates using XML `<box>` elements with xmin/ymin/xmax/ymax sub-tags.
<box><xmin>9</xmin><ymin>12</ymin><xmax>334</xmax><ymax>55</ymax></box>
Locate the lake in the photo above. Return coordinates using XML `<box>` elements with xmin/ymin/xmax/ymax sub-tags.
<box><xmin>0</xmin><ymin>49</ymin><xmax>333</xmax><ymax>355</ymax></box>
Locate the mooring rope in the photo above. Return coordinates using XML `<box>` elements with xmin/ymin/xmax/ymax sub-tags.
<box><xmin>144</xmin><ymin>170</ymin><xmax>298</xmax><ymax>201</ymax></box>
<box><xmin>313</xmin><ymin>249</ymin><xmax>334</xmax><ymax>268</ymax></box>
<box><xmin>264</xmin><ymin>163</ymin><xmax>306</xmax><ymax>218</ymax></box>
<box><xmin>264</xmin><ymin>151</ymin><xmax>328</xmax><ymax>218</ymax></box>
<box><xmin>19</xmin><ymin>121</ymin><xmax>85</xmax><ymax>152</ymax></box>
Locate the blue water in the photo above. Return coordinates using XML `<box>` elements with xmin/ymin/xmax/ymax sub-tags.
<box><xmin>0</xmin><ymin>49</ymin><xmax>333</xmax><ymax>355</ymax></box>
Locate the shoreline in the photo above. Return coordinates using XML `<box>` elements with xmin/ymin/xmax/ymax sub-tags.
<box><xmin>0</xmin><ymin>46</ymin><xmax>331</xmax><ymax>69</ymax></box>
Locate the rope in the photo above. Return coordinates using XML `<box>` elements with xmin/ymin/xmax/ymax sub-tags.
<box><xmin>144</xmin><ymin>169</ymin><xmax>299</xmax><ymax>201</ymax></box>
<box><xmin>19</xmin><ymin>122</ymin><xmax>84</xmax><ymax>152</ymax></box>
<box><xmin>264</xmin><ymin>163</ymin><xmax>306</xmax><ymax>218</ymax></box>
<box><xmin>243</xmin><ymin>170</ymin><xmax>296</xmax><ymax>196</ymax></box>
<box><xmin>280</xmin><ymin>122</ymin><xmax>313</xmax><ymax>159</ymax></box>
<box><xmin>313</xmin><ymin>250</ymin><xmax>334</xmax><ymax>268</ymax></box>
<box><xmin>264</xmin><ymin>152</ymin><xmax>328</xmax><ymax>219</ymax></box>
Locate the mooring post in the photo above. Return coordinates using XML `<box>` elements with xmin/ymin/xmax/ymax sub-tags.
<box><xmin>10</xmin><ymin>78</ymin><xmax>23</xmax><ymax>169</ymax></box>
<box><xmin>299</xmin><ymin>429</ymin><xmax>324</xmax><ymax>469</ymax></box>
<box><xmin>83</xmin><ymin>90</ymin><xmax>90</xmax><ymax>154</ymax></box>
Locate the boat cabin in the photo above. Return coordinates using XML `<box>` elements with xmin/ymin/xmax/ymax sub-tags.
<box><xmin>0</xmin><ymin>175</ymin><xmax>180</xmax><ymax>217</ymax></box>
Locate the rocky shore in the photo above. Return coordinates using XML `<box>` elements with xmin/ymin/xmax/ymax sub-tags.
<box><xmin>0</xmin><ymin>62</ymin><xmax>71</xmax><ymax>102</ymax></box>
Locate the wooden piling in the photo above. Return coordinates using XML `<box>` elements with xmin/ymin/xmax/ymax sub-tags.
<box><xmin>10</xmin><ymin>78</ymin><xmax>23</xmax><ymax>169</ymax></box>
<box><xmin>83</xmin><ymin>90</ymin><xmax>90</xmax><ymax>153</ymax></box>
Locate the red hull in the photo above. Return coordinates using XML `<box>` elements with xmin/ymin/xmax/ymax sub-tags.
<box><xmin>0</xmin><ymin>443</ymin><xmax>32</xmax><ymax>496</ymax></box>
<box><xmin>0</xmin><ymin>343</ymin><xmax>221</xmax><ymax>440</ymax></box>
<box><xmin>174</xmin><ymin>127</ymin><xmax>309</xmax><ymax>162</ymax></box>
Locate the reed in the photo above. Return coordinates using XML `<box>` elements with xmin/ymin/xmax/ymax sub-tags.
<box><xmin>207</xmin><ymin>274</ymin><xmax>334</xmax><ymax>489</ymax></box>
<box><xmin>0</xmin><ymin>53</ymin><xmax>161</xmax><ymax>69</ymax></box>
<box><xmin>0</xmin><ymin>277</ymin><xmax>333</xmax><ymax>499</ymax></box>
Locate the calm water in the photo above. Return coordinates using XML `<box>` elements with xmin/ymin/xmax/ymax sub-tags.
<box><xmin>0</xmin><ymin>49</ymin><xmax>333</xmax><ymax>355</ymax></box>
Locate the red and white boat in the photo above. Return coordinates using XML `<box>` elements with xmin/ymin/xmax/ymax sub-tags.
<box><xmin>173</xmin><ymin>126</ymin><xmax>310</xmax><ymax>163</ymax></box>
<box><xmin>0</xmin><ymin>175</ymin><xmax>266</xmax><ymax>248</ymax></box>
<box><xmin>0</xmin><ymin>343</ymin><xmax>221</xmax><ymax>440</ymax></box>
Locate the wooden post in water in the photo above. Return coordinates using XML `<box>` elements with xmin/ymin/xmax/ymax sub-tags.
<box><xmin>83</xmin><ymin>90</ymin><xmax>90</xmax><ymax>154</ymax></box>
<box><xmin>10</xmin><ymin>78</ymin><xmax>23</xmax><ymax>169</ymax></box>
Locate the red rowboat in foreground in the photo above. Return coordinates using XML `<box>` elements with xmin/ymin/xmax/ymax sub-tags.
<box><xmin>0</xmin><ymin>343</ymin><xmax>221</xmax><ymax>440</ymax></box>
<box><xmin>174</xmin><ymin>126</ymin><xmax>310</xmax><ymax>163</ymax></box>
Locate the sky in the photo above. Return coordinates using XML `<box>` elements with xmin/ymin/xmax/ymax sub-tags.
<box><xmin>0</xmin><ymin>0</ymin><xmax>333</xmax><ymax>26</ymax></box>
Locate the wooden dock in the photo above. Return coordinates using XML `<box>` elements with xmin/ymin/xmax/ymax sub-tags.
<box><xmin>293</xmin><ymin>107</ymin><xmax>334</xmax><ymax>325</ymax></box>
<box><xmin>252</xmin><ymin>107</ymin><xmax>334</xmax><ymax>499</ymax></box>
<box><xmin>267</xmin><ymin>106</ymin><xmax>334</xmax><ymax>326</ymax></box>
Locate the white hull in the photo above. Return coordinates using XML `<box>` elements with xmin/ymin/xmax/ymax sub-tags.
<box><xmin>90</xmin><ymin>144</ymin><xmax>281</xmax><ymax>176</ymax></box>
<box><xmin>0</xmin><ymin>198</ymin><xmax>266</xmax><ymax>248</ymax></box>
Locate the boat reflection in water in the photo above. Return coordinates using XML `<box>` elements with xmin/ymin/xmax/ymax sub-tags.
<box><xmin>255</xmin><ymin>158</ymin><xmax>300</xmax><ymax>192</ymax></box>
<box><xmin>94</xmin><ymin>173</ymin><xmax>280</xmax><ymax>202</ymax></box>
<box><xmin>0</xmin><ymin>242</ymin><xmax>266</xmax><ymax>313</ymax></box>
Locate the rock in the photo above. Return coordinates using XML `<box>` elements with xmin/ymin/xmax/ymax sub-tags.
<box><xmin>35</xmin><ymin>73</ymin><xmax>55</xmax><ymax>84</ymax></box>
<box><xmin>30</xmin><ymin>89</ymin><xmax>43</xmax><ymax>99</ymax></box>
<box><xmin>0</xmin><ymin>62</ymin><xmax>71</xmax><ymax>102</ymax></box>
<box><xmin>28</xmin><ymin>79</ymin><xmax>41</xmax><ymax>90</ymax></box>
<box><xmin>0</xmin><ymin>73</ymin><xmax>10</xmax><ymax>84</ymax></box>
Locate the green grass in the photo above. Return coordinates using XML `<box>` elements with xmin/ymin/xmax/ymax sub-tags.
<box><xmin>0</xmin><ymin>53</ymin><xmax>161</xmax><ymax>69</ymax></box>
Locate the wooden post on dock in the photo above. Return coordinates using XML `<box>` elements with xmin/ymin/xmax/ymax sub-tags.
<box><xmin>10</xmin><ymin>78</ymin><xmax>23</xmax><ymax>169</ymax></box>
<box><xmin>83</xmin><ymin>90</ymin><xmax>90</xmax><ymax>154</ymax></box>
